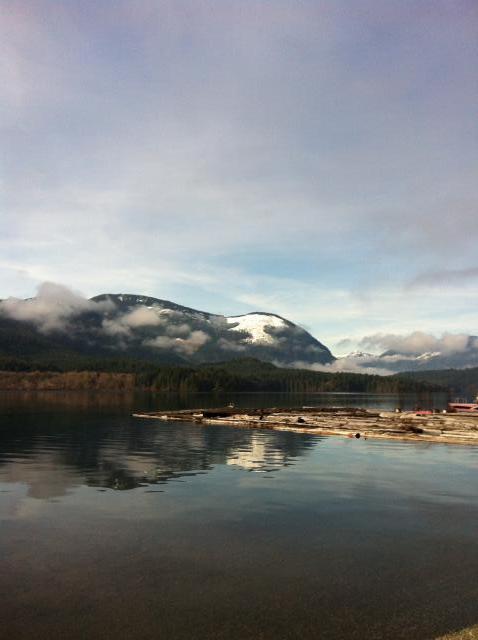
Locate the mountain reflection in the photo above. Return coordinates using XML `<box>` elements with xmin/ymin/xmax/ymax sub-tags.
<box><xmin>0</xmin><ymin>399</ymin><xmax>319</xmax><ymax>498</ymax></box>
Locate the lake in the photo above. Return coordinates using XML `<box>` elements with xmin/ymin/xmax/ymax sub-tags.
<box><xmin>1</xmin><ymin>391</ymin><xmax>477</xmax><ymax>639</ymax></box>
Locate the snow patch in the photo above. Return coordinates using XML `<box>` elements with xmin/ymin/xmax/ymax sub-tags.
<box><xmin>226</xmin><ymin>313</ymin><xmax>287</xmax><ymax>345</ymax></box>
<box><xmin>345</xmin><ymin>351</ymin><xmax>376</xmax><ymax>359</ymax></box>
<box><xmin>415</xmin><ymin>351</ymin><xmax>441</xmax><ymax>361</ymax></box>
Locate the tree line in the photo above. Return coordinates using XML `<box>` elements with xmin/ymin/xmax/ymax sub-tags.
<box><xmin>0</xmin><ymin>354</ymin><xmax>442</xmax><ymax>393</ymax></box>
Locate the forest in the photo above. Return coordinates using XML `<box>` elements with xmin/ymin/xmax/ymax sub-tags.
<box><xmin>396</xmin><ymin>367</ymin><xmax>478</xmax><ymax>398</ymax></box>
<box><xmin>0</xmin><ymin>355</ymin><xmax>442</xmax><ymax>393</ymax></box>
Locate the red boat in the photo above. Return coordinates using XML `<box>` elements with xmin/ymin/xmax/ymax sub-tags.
<box><xmin>448</xmin><ymin>402</ymin><xmax>478</xmax><ymax>413</ymax></box>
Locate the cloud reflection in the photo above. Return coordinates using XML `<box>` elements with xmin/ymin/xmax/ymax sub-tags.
<box><xmin>0</xmin><ymin>404</ymin><xmax>317</xmax><ymax>499</ymax></box>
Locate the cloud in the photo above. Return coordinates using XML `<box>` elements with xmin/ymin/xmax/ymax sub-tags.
<box><xmin>1</xmin><ymin>3</ymin><xmax>477</xmax><ymax>345</ymax></box>
<box><xmin>144</xmin><ymin>330</ymin><xmax>210</xmax><ymax>356</ymax></box>
<box><xmin>335</xmin><ymin>338</ymin><xmax>353</xmax><ymax>350</ymax></box>
<box><xmin>217</xmin><ymin>337</ymin><xmax>247</xmax><ymax>353</ymax></box>
<box><xmin>101</xmin><ymin>318</ymin><xmax>131</xmax><ymax>338</ymax></box>
<box><xmin>123</xmin><ymin>307</ymin><xmax>163</xmax><ymax>328</ymax></box>
<box><xmin>359</xmin><ymin>331</ymin><xmax>473</xmax><ymax>356</ymax></box>
<box><xmin>286</xmin><ymin>329</ymin><xmax>478</xmax><ymax>375</ymax></box>
<box><xmin>165</xmin><ymin>322</ymin><xmax>191</xmax><ymax>337</ymax></box>
<box><xmin>0</xmin><ymin>282</ymin><xmax>214</xmax><ymax>356</ymax></box>
<box><xmin>408</xmin><ymin>267</ymin><xmax>478</xmax><ymax>289</ymax></box>
<box><xmin>281</xmin><ymin>358</ymin><xmax>394</xmax><ymax>376</ymax></box>
<box><xmin>101</xmin><ymin>306</ymin><xmax>165</xmax><ymax>338</ymax></box>
<box><xmin>0</xmin><ymin>282</ymin><xmax>112</xmax><ymax>333</ymax></box>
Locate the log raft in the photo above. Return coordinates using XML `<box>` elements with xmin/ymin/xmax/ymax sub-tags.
<box><xmin>132</xmin><ymin>407</ymin><xmax>478</xmax><ymax>445</ymax></box>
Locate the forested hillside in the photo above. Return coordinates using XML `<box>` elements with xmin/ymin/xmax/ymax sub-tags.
<box><xmin>398</xmin><ymin>368</ymin><xmax>478</xmax><ymax>398</ymax></box>
<box><xmin>0</xmin><ymin>356</ymin><xmax>441</xmax><ymax>393</ymax></box>
<box><xmin>0</xmin><ymin>291</ymin><xmax>334</xmax><ymax>368</ymax></box>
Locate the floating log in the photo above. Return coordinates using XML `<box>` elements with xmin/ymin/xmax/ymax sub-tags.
<box><xmin>132</xmin><ymin>407</ymin><xmax>478</xmax><ymax>445</ymax></box>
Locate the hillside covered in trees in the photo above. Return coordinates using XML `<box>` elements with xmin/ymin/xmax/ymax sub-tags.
<box><xmin>398</xmin><ymin>367</ymin><xmax>478</xmax><ymax>399</ymax></box>
<box><xmin>0</xmin><ymin>292</ymin><xmax>334</xmax><ymax>368</ymax></box>
<box><xmin>0</xmin><ymin>356</ymin><xmax>441</xmax><ymax>393</ymax></box>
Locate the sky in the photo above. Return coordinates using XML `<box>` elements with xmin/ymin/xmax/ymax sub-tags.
<box><xmin>1</xmin><ymin>0</ymin><xmax>477</xmax><ymax>355</ymax></box>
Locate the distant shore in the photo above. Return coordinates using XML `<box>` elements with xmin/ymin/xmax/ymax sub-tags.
<box><xmin>0</xmin><ymin>371</ymin><xmax>136</xmax><ymax>391</ymax></box>
<box><xmin>0</xmin><ymin>358</ymin><xmax>442</xmax><ymax>394</ymax></box>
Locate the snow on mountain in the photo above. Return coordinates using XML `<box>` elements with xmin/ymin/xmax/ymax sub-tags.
<box><xmin>87</xmin><ymin>295</ymin><xmax>335</xmax><ymax>365</ymax></box>
<box><xmin>226</xmin><ymin>314</ymin><xmax>288</xmax><ymax>345</ymax></box>
<box><xmin>344</xmin><ymin>351</ymin><xmax>376</xmax><ymax>359</ymax></box>
<box><xmin>341</xmin><ymin>345</ymin><xmax>478</xmax><ymax>373</ymax></box>
<box><xmin>414</xmin><ymin>351</ymin><xmax>441</xmax><ymax>361</ymax></box>
<box><xmin>3</xmin><ymin>288</ymin><xmax>478</xmax><ymax>372</ymax></box>
<box><xmin>0</xmin><ymin>292</ymin><xmax>334</xmax><ymax>367</ymax></box>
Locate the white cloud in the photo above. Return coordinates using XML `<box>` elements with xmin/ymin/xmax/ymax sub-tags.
<box><xmin>101</xmin><ymin>305</ymin><xmax>169</xmax><ymax>339</ymax></box>
<box><xmin>282</xmin><ymin>358</ymin><xmax>394</xmax><ymax>377</ymax></box>
<box><xmin>122</xmin><ymin>307</ymin><xmax>163</xmax><ymax>328</ymax></box>
<box><xmin>145</xmin><ymin>330</ymin><xmax>210</xmax><ymax>356</ymax></box>
<box><xmin>1</xmin><ymin>3</ymin><xmax>477</xmax><ymax>344</ymax></box>
<box><xmin>0</xmin><ymin>282</ymin><xmax>112</xmax><ymax>333</ymax></box>
<box><xmin>359</xmin><ymin>332</ymin><xmax>473</xmax><ymax>356</ymax></box>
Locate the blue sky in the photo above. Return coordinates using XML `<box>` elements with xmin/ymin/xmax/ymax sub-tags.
<box><xmin>1</xmin><ymin>1</ymin><xmax>477</xmax><ymax>354</ymax></box>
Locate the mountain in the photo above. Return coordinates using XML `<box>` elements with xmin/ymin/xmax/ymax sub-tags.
<box><xmin>0</xmin><ymin>292</ymin><xmax>335</xmax><ymax>368</ymax></box>
<box><xmin>343</xmin><ymin>338</ymin><xmax>478</xmax><ymax>373</ymax></box>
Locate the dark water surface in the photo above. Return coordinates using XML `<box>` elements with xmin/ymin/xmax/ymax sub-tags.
<box><xmin>1</xmin><ymin>391</ymin><xmax>477</xmax><ymax>640</ymax></box>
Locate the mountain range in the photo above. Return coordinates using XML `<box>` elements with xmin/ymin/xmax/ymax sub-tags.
<box><xmin>342</xmin><ymin>341</ymin><xmax>478</xmax><ymax>373</ymax></box>
<box><xmin>1</xmin><ymin>289</ymin><xmax>477</xmax><ymax>373</ymax></box>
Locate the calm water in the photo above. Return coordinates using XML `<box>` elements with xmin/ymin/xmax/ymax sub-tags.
<box><xmin>1</xmin><ymin>391</ymin><xmax>477</xmax><ymax>640</ymax></box>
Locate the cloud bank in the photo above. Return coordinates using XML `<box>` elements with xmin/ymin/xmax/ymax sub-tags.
<box><xmin>1</xmin><ymin>2</ymin><xmax>477</xmax><ymax>346</ymax></box>
<box><xmin>0</xmin><ymin>282</ymin><xmax>113</xmax><ymax>333</ymax></box>
<box><xmin>358</xmin><ymin>332</ymin><xmax>474</xmax><ymax>356</ymax></box>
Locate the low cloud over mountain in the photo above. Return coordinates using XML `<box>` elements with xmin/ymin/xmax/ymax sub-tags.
<box><xmin>0</xmin><ymin>284</ymin><xmax>334</xmax><ymax>367</ymax></box>
<box><xmin>2</xmin><ymin>284</ymin><xmax>478</xmax><ymax>373</ymax></box>
<box><xmin>337</xmin><ymin>332</ymin><xmax>478</xmax><ymax>374</ymax></box>
<box><xmin>0</xmin><ymin>283</ymin><xmax>114</xmax><ymax>333</ymax></box>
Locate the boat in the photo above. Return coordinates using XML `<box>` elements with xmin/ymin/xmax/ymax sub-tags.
<box><xmin>448</xmin><ymin>396</ymin><xmax>478</xmax><ymax>413</ymax></box>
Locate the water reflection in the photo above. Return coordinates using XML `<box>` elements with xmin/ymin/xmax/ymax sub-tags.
<box><xmin>226</xmin><ymin>431</ymin><xmax>298</xmax><ymax>472</ymax></box>
<box><xmin>0</xmin><ymin>405</ymin><xmax>319</xmax><ymax>498</ymax></box>
<box><xmin>0</xmin><ymin>388</ymin><xmax>449</xmax><ymax>413</ymax></box>
<box><xmin>1</xmin><ymin>392</ymin><xmax>478</xmax><ymax>640</ymax></box>
<box><xmin>0</xmin><ymin>389</ymin><xmax>448</xmax><ymax>498</ymax></box>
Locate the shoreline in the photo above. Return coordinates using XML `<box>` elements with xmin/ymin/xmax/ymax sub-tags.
<box><xmin>133</xmin><ymin>406</ymin><xmax>478</xmax><ymax>445</ymax></box>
